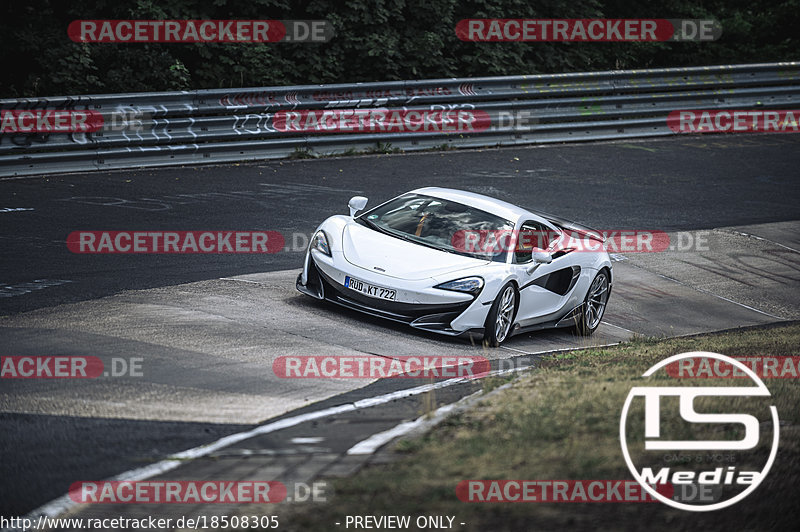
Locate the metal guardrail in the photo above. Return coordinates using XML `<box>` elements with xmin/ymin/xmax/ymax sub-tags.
<box><xmin>1</xmin><ymin>62</ymin><xmax>798</xmax><ymax>177</ymax></box>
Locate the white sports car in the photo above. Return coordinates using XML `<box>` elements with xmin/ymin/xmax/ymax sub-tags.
<box><xmin>296</xmin><ymin>187</ymin><xmax>612</xmax><ymax>346</ymax></box>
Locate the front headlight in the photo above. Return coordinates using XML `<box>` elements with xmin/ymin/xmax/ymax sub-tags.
<box><xmin>311</xmin><ymin>230</ymin><xmax>331</xmax><ymax>256</ymax></box>
<box><xmin>434</xmin><ymin>276</ymin><xmax>484</xmax><ymax>295</ymax></box>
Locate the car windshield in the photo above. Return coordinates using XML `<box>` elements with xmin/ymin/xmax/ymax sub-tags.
<box><xmin>357</xmin><ymin>193</ymin><xmax>515</xmax><ymax>262</ymax></box>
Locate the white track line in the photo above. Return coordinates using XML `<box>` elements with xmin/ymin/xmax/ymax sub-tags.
<box><xmin>347</xmin><ymin>419</ymin><xmax>425</xmax><ymax>455</ymax></box>
<box><xmin>347</xmin><ymin>392</ymin><xmax>480</xmax><ymax>455</ymax></box>
<box><xmin>602</xmin><ymin>321</ymin><xmax>636</xmax><ymax>334</ymax></box>
<box><xmin>724</xmin><ymin>228</ymin><xmax>800</xmax><ymax>255</ymax></box>
<box><xmin>501</xmin><ymin>340</ymin><xmax>621</xmax><ymax>357</ymax></box>
<box><xmin>219</xmin><ymin>277</ymin><xmax>262</xmax><ymax>284</ymax></box>
<box><xmin>3</xmin><ymin>365</ymin><xmax>527</xmax><ymax>531</ymax></box>
<box><xmin>499</xmin><ymin>344</ymin><xmax>534</xmax><ymax>355</ymax></box>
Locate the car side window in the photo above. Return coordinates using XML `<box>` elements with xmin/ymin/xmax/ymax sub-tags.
<box><xmin>514</xmin><ymin>221</ymin><xmax>551</xmax><ymax>263</ymax></box>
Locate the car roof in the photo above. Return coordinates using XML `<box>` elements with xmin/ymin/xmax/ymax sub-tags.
<box><xmin>409</xmin><ymin>187</ymin><xmax>538</xmax><ymax>224</ymax></box>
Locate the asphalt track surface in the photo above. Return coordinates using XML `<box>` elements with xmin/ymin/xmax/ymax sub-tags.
<box><xmin>2</xmin><ymin>134</ymin><xmax>799</xmax><ymax>315</ymax></box>
<box><xmin>1</xmin><ymin>133</ymin><xmax>799</xmax><ymax>518</ymax></box>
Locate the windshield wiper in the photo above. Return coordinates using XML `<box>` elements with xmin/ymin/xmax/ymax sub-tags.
<box><xmin>404</xmin><ymin>236</ymin><xmax>459</xmax><ymax>255</ymax></box>
<box><xmin>359</xmin><ymin>217</ymin><xmax>395</xmax><ymax>237</ymax></box>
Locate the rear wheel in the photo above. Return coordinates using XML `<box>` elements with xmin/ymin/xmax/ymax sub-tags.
<box><xmin>484</xmin><ymin>283</ymin><xmax>517</xmax><ymax>347</ymax></box>
<box><xmin>575</xmin><ymin>270</ymin><xmax>610</xmax><ymax>336</ymax></box>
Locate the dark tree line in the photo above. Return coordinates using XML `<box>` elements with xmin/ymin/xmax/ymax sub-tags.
<box><xmin>1</xmin><ymin>0</ymin><xmax>797</xmax><ymax>97</ymax></box>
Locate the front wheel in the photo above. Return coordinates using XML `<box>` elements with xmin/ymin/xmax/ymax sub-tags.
<box><xmin>484</xmin><ymin>283</ymin><xmax>518</xmax><ymax>347</ymax></box>
<box><xmin>575</xmin><ymin>270</ymin><xmax>610</xmax><ymax>336</ymax></box>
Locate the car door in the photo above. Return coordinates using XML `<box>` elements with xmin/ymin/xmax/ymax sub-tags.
<box><xmin>512</xmin><ymin>219</ymin><xmax>579</xmax><ymax>326</ymax></box>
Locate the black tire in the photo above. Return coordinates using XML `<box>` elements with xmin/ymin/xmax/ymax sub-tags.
<box><xmin>575</xmin><ymin>269</ymin><xmax>610</xmax><ymax>336</ymax></box>
<box><xmin>483</xmin><ymin>283</ymin><xmax>518</xmax><ymax>347</ymax></box>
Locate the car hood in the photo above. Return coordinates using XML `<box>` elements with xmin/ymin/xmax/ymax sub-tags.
<box><xmin>341</xmin><ymin>222</ymin><xmax>491</xmax><ymax>281</ymax></box>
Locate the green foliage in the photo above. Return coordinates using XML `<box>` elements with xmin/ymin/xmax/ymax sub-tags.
<box><xmin>1</xmin><ymin>0</ymin><xmax>797</xmax><ymax>97</ymax></box>
<box><xmin>364</xmin><ymin>141</ymin><xmax>400</xmax><ymax>154</ymax></box>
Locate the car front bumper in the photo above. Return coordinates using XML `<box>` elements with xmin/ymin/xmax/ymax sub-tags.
<box><xmin>296</xmin><ymin>255</ymin><xmax>486</xmax><ymax>338</ymax></box>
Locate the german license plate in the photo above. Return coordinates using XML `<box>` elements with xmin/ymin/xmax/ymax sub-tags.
<box><xmin>344</xmin><ymin>276</ymin><xmax>396</xmax><ymax>301</ymax></box>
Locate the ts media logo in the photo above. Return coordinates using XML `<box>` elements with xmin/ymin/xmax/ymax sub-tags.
<box><xmin>620</xmin><ymin>352</ymin><xmax>779</xmax><ymax>511</ymax></box>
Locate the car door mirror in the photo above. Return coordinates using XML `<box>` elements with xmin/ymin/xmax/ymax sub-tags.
<box><xmin>532</xmin><ymin>250</ymin><xmax>552</xmax><ymax>264</ymax></box>
<box><xmin>348</xmin><ymin>196</ymin><xmax>368</xmax><ymax>218</ymax></box>
<box><xmin>524</xmin><ymin>250</ymin><xmax>552</xmax><ymax>274</ymax></box>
